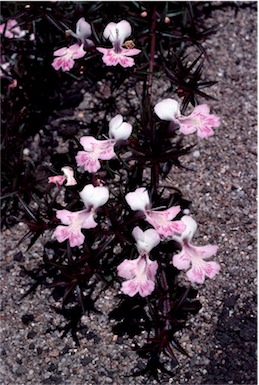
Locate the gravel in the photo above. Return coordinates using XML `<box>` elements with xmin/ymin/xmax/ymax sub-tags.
<box><xmin>0</xmin><ymin>3</ymin><xmax>257</xmax><ymax>385</ymax></box>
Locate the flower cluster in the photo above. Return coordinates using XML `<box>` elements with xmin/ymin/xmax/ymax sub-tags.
<box><xmin>50</xmin><ymin>113</ymin><xmax>132</xmax><ymax>246</ymax></box>
<box><xmin>50</xmin><ymin>175</ymin><xmax>220</xmax><ymax>294</ymax></box>
<box><xmin>49</xmin><ymin>112</ymin><xmax>220</xmax><ymax>294</ymax></box>
<box><xmin>48</xmin><ymin>16</ymin><xmax>221</xmax><ymax>299</ymax></box>
<box><xmin>52</xmin><ymin>18</ymin><xmax>140</xmax><ymax>71</ymax></box>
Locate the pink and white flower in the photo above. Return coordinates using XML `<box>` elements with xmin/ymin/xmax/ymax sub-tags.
<box><xmin>145</xmin><ymin>206</ymin><xmax>186</xmax><ymax>238</ymax></box>
<box><xmin>172</xmin><ymin>215</ymin><xmax>220</xmax><ymax>284</ymax></box>
<box><xmin>125</xmin><ymin>187</ymin><xmax>186</xmax><ymax>238</ymax></box>
<box><xmin>96</xmin><ymin>20</ymin><xmax>141</xmax><ymax>68</ymax></box>
<box><xmin>76</xmin><ymin>114</ymin><xmax>132</xmax><ymax>173</ymax></box>
<box><xmin>54</xmin><ymin>184</ymin><xmax>109</xmax><ymax>247</ymax></box>
<box><xmin>52</xmin><ymin>43</ymin><xmax>86</xmax><ymax>71</ymax></box>
<box><xmin>0</xmin><ymin>19</ymin><xmax>27</xmax><ymax>38</ymax></box>
<box><xmin>66</xmin><ymin>17</ymin><xmax>94</xmax><ymax>48</ymax></box>
<box><xmin>76</xmin><ymin>137</ymin><xmax>116</xmax><ymax>173</ymax></box>
<box><xmin>154</xmin><ymin>98</ymin><xmax>220</xmax><ymax>139</ymax></box>
<box><xmin>117</xmin><ymin>226</ymin><xmax>160</xmax><ymax>297</ymax></box>
<box><xmin>48</xmin><ymin>166</ymin><xmax>77</xmax><ymax>186</ymax></box>
<box><xmin>118</xmin><ymin>254</ymin><xmax>158</xmax><ymax>297</ymax></box>
<box><xmin>54</xmin><ymin>209</ymin><xmax>97</xmax><ymax>247</ymax></box>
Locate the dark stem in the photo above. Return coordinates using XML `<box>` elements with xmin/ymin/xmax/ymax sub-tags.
<box><xmin>147</xmin><ymin>5</ymin><xmax>159</xmax><ymax>197</ymax></box>
<box><xmin>147</xmin><ymin>5</ymin><xmax>157</xmax><ymax>101</ymax></box>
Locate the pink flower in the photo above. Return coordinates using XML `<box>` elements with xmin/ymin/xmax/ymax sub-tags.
<box><xmin>0</xmin><ymin>19</ymin><xmax>27</xmax><ymax>38</ymax></box>
<box><xmin>125</xmin><ymin>187</ymin><xmax>186</xmax><ymax>238</ymax></box>
<box><xmin>117</xmin><ymin>227</ymin><xmax>160</xmax><ymax>297</ymax></box>
<box><xmin>54</xmin><ymin>184</ymin><xmax>109</xmax><ymax>247</ymax></box>
<box><xmin>118</xmin><ymin>254</ymin><xmax>158</xmax><ymax>297</ymax></box>
<box><xmin>172</xmin><ymin>216</ymin><xmax>220</xmax><ymax>284</ymax></box>
<box><xmin>48</xmin><ymin>175</ymin><xmax>65</xmax><ymax>186</ymax></box>
<box><xmin>66</xmin><ymin>17</ymin><xmax>94</xmax><ymax>48</ymax></box>
<box><xmin>96</xmin><ymin>20</ymin><xmax>141</xmax><ymax>68</ymax></box>
<box><xmin>76</xmin><ymin>114</ymin><xmax>132</xmax><ymax>173</ymax></box>
<box><xmin>145</xmin><ymin>206</ymin><xmax>186</xmax><ymax>238</ymax></box>
<box><xmin>154</xmin><ymin>98</ymin><xmax>220</xmax><ymax>139</ymax></box>
<box><xmin>54</xmin><ymin>209</ymin><xmax>97</xmax><ymax>247</ymax></box>
<box><xmin>76</xmin><ymin>137</ymin><xmax>116</xmax><ymax>173</ymax></box>
<box><xmin>52</xmin><ymin>43</ymin><xmax>86</xmax><ymax>71</ymax></box>
<box><xmin>48</xmin><ymin>166</ymin><xmax>77</xmax><ymax>186</ymax></box>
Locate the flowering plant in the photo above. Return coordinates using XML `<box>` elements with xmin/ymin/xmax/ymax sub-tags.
<box><xmin>1</xmin><ymin>2</ymin><xmax>221</xmax><ymax>381</ymax></box>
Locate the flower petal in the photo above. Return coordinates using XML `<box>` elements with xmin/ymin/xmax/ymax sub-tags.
<box><xmin>121</xmin><ymin>279</ymin><xmax>139</xmax><ymax>297</ymax></box>
<box><xmin>117</xmin><ymin>258</ymin><xmax>138</xmax><ymax>279</ymax></box>
<box><xmin>54</xmin><ymin>225</ymin><xmax>70</xmax><ymax>243</ymax></box>
<box><xmin>172</xmin><ymin>250</ymin><xmax>191</xmax><ymax>270</ymax></box>
<box><xmin>194</xmin><ymin>244</ymin><xmax>219</xmax><ymax>259</ymax></box>
<box><xmin>203</xmin><ymin>261</ymin><xmax>221</xmax><ymax>279</ymax></box>
<box><xmin>109</xmin><ymin>114</ymin><xmax>123</xmax><ymax>131</ymax></box>
<box><xmin>69</xmin><ymin>44</ymin><xmax>86</xmax><ymax>59</ymax></box>
<box><xmin>186</xmin><ymin>265</ymin><xmax>206</xmax><ymax>284</ymax></box>
<box><xmin>61</xmin><ymin>166</ymin><xmax>77</xmax><ymax>186</ymax></box>
<box><xmin>104</xmin><ymin>20</ymin><xmax>131</xmax><ymax>45</ymax></box>
<box><xmin>193</xmin><ymin>104</ymin><xmax>210</xmax><ymax>115</ymax></box>
<box><xmin>118</xmin><ymin>55</ymin><xmax>135</xmax><ymax>68</ymax></box>
<box><xmin>122</xmin><ymin>48</ymin><xmax>141</xmax><ymax>56</ymax></box>
<box><xmin>48</xmin><ymin>175</ymin><xmax>66</xmax><ymax>186</ymax></box>
<box><xmin>98</xmin><ymin>141</ymin><xmax>116</xmax><ymax>160</ymax></box>
<box><xmin>125</xmin><ymin>187</ymin><xmax>150</xmax><ymax>211</ymax></box>
<box><xmin>132</xmin><ymin>226</ymin><xmax>144</xmax><ymax>243</ymax></box>
<box><xmin>56</xmin><ymin>209</ymin><xmax>74</xmax><ymax>225</ymax></box>
<box><xmin>68</xmin><ymin>229</ymin><xmax>85</xmax><ymax>247</ymax></box>
<box><xmin>76</xmin><ymin>17</ymin><xmax>91</xmax><ymax>40</ymax></box>
<box><xmin>109</xmin><ymin>118</ymin><xmax>132</xmax><ymax>141</ymax></box>
<box><xmin>173</xmin><ymin>215</ymin><xmax>197</xmax><ymax>244</ymax></box>
<box><xmin>133</xmin><ymin>227</ymin><xmax>160</xmax><ymax>254</ymax></box>
<box><xmin>80</xmin><ymin>184</ymin><xmax>109</xmax><ymax>209</ymax></box>
<box><xmin>146</xmin><ymin>258</ymin><xmax>158</xmax><ymax>280</ymax></box>
<box><xmin>103</xmin><ymin>22</ymin><xmax>117</xmax><ymax>41</ymax></box>
<box><xmin>116</xmin><ymin>20</ymin><xmax>132</xmax><ymax>43</ymax></box>
<box><xmin>53</xmin><ymin>47</ymin><xmax>68</xmax><ymax>57</ymax></box>
<box><xmin>80</xmin><ymin>136</ymin><xmax>98</xmax><ymax>151</ymax></box>
<box><xmin>154</xmin><ymin>98</ymin><xmax>180</xmax><ymax>121</ymax></box>
<box><xmin>75</xmin><ymin>151</ymin><xmax>101</xmax><ymax>173</ymax></box>
<box><xmin>77</xmin><ymin>211</ymin><xmax>97</xmax><ymax>229</ymax></box>
<box><xmin>139</xmin><ymin>279</ymin><xmax>155</xmax><ymax>297</ymax></box>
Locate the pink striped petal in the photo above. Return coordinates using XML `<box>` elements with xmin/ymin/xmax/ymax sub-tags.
<box><xmin>172</xmin><ymin>250</ymin><xmax>191</xmax><ymax>270</ymax></box>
